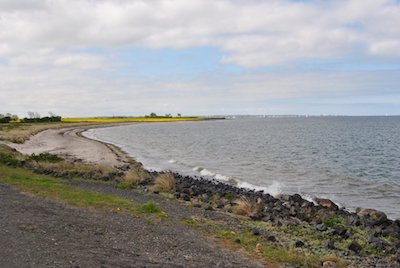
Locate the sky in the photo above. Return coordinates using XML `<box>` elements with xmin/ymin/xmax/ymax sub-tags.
<box><xmin>0</xmin><ymin>0</ymin><xmax>400</xmax><ymax>117</ymax></box>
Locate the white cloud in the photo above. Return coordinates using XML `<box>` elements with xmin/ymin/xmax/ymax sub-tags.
<box><xmin>0</xmin><ymin>0</ymin><xmax>399</xmax><ymax>116</ymax></box>
<box><xmin>0</xmin><ymin>0</ymin><xmax>399</xmax><ymax>66</ymax></box>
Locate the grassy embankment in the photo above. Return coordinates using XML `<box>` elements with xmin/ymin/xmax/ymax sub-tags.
<box><xmin>0</xmin><ymin>145</ymin><xmax>164</xmax><ymax>217</ymax></box>
<box><xmin>0</xmin><ymin>117</ymin><xmax>202</xmax><ymax>143</ymax></box>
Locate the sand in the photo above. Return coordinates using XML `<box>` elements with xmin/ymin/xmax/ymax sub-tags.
<box><xmin>5</xmin><ymin>124</ymin><xmax>133</xmax><ymax>168</ymax></box>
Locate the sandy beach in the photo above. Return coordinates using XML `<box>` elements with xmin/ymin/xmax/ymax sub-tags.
<box><xmin>5</xmin><ymin>124</ymin><xmax>134</xmax><ymax>169</ymax></box>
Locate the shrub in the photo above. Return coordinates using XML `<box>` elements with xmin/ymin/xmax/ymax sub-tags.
<box><xmin>0</xmin><ymin>152</ymin><xmax>19</xmax><ymax>166</ymax></box>
<box><xmin>27</xmin><ymin>153</ymin><xmax>64</xmax><ymax>163</ymax></box>
<box><xmin>150</xmin><ymin>172</ymin><xmax>176</xmax><ymax>193</ymax></box>
<box><xmin>140</xmin><ymin>201</ymin><xmax>162</xmax><ymax>213</ymax></box>
<box><xmin>233</xmin><ymin>196</ymin><xmax>254</xmax><ymax>217</ymax></box>
<box><xmin>123</xmin><ymin>168</ymin><xmax>146</xmax><ymax>185</ymax></box>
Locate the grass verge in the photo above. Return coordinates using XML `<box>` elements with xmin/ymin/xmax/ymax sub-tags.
<box><xmin>0</xmin><ymin>164</ymin><xmax>165</xmax><ymax>218</ymax></box>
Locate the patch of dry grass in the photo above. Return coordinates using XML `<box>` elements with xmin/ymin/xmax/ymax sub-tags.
<box><xmin>150</xmin><ymin>172</ymin><xmax>176</xmax><ymax>193</ymax></box>
<box><xmin>0</xmin><ymin>122</ymin><xmax>92</xmax><ymax>143</ymax></box>
<box><xmin>233</xmin><ymin>196</ymin><xmax>255</xmax><ymax>217</ymax></box>
<box><xmin>123</xmin><ymin>167</ymin><xmax>151</xmax><ymax>185</ymax></box>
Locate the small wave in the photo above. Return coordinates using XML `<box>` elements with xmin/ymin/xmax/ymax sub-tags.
<box><xmin>168</xmin><ymin>159</ymin><xmax>177</xmax><ymax>163</ymax></box>
<box><xmin>215</xmin><ymin>174</ymin><xmax>229</xmax><ymax>181</ymax></box>
<box><xmin>237</xmin><ymin>180</ymin><xmax>284</xmax><ymax>197</ymax></box>
<box><xmin>192</xmin><ymin>166</ymin><xmax>204</xmax><ymax>172</ymax></box>
<box><xmin>200</xmin><ymin>169</ymin><xmax>215</xmax><ymax>177</ymax></box>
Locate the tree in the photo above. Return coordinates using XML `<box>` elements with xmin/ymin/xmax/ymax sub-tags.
<box><xmin>150</xmin><ymin>112</ymin><xmax>157</xmax><ymax>118</ymax></box>
<box><xmin>177</xmin><ymin>113</ymin><xmax>181</xmax><ymax>117</ymax></box>
<box><xmin>27</xmin><ymin>111</ymin><xmax>40</xmax><ymax>118</ymax></box>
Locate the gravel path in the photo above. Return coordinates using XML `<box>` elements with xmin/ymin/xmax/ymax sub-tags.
<box><xmin>0</xmin><ymin>183</ymin><xmax>265</xmax><ymax>267</ymax></box>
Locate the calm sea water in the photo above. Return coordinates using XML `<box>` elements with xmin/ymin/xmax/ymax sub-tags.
<box><xmin>84</xmin><ymin>117</ymin><xmax>400</xmax><ymax>219</ymax></box>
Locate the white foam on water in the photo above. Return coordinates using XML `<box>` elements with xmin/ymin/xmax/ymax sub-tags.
<box><xmin>168</xmin><ymin>159</ymin><xmax>177</xmax><ymax>163</ymax></box>
<box><xmin>215</xmin><ymin>174</ymin><xmax>229</xmax><ymax>181</ymax></box>
<box><xmin>192</xmin><ymin>166</ymin><xmax>204</xmax><ymax>172</ymax></box>
<box><xmin>200</xmin><ymin>169</ymin><xmax>215</xmax><ymax>177</ymax></box>
<box><xmin>237</xmin><ymin>180</ymin><xmax>285</xmax><ymax>197</ymax></box>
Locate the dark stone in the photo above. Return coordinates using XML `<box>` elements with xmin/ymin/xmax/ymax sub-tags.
<box><xmin>295</xmin><ymin>241</ymin><xmax>305</xmax><ymax>248</ymax></box>
<box><xmin>216</xmin><ymin>200</ymin><xmax>225</xmax><ymax>209</ymax></box>
<box><xmin>290</xmin><ymin>194</ymin><xmax>303</xmax><ymax>204</ymax></box>
<box><xmin>316</xmin><ymin>223</ymin><xmax>327</xmax><ymax>232</ymax></box>
<box><xmin>250</xmin><ymin>213</ymin><xmax>264</xmax><ymax>221</ymax></box>
<box><xmin>193</xmin><ymin>203</ymin><xmax>202</xmax><ymax>208</ymax></box>
<box><xmin>348</xmin><ymin>241</ymin><xmax>362</xmax><ymax>254</ymax></box>
<box><xmin>251</xmin><ymin>228</ymin><xmax>261</xmax><ymax>236</ymax></box>
<box><xmin>326</xmin><ymin>240</ymin><xmax>335</xmax><ymax>249</ymax></box>
<box><xmin>266</xmin><ymin>235</ymin><xmax>277</xmax><ymax>242</ymax></box>
<box><xmin>204</xmin><ymin>204</ymin><xmax>214</xmax><ymax>211</ymax></box>
<box><xmin>369</xmin><ymin>237</ymin><xmax>389</xmax><ymax>250</ymax></box>
<box><xmin>332</xmin><ymin>226</ymin><xmax>350</xmax><ymax>239</ymax></box>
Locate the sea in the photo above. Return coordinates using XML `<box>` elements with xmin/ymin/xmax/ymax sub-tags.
<box><xmin>84</xmin><ymin>116</ymin><xmax>400</xmax><ymax>219</ymax></box>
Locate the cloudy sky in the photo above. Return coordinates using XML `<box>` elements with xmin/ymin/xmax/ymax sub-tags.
<box><xmin>1</xmin><ymin>0</ymin><xmax>400</xmax><ymax>117</ymax></box>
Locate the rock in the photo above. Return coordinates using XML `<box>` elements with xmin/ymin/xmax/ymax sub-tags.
<box><xmin>266</xmin><ymin>235</ymin><xmax>276</xmax><ymax>242</ymax></box>
<box><xmin>348</xmin><ymin>241</ymin><xmax>362</xmax><ymax>254</ymax></box>
<box><xmin>251</xmin><ymin>228</ymin><xmax>261</xmax><ymax>236</ymax></box>
<box><xmin>356</xmin><ymin>208</ymin><xmax>387</xmax><ymax>226</ymax></box>
<box><xmin>332</xmin><ymin>226</ymin><xmax>350</xmax><ymax>239</ymax></box>
<box><xmin>369</xmin><ymin>237</ymin><xmax>389</xmax><ymax>250</ymax></box>
<box><xmin>234</xmin><ymin>238</ymin><xmax>241</xmax><ymax>244</ymax></box>
<box><xmin>295</xmin><ymin>241</ymin><xmax>304</xmax><ymax>248</ymax></box>
<box><xmin>314</xmin><ymin>198</ymin><xmax>339</xmax><ymax>210</ymax></box>
<box><xmin>316</xmin><ymin>223</ymin><xmax>328</xmax><ymax>232</ymax></box>
<box><xmin>216</xmin><ymin>200</ymin><xmax>225</xmax><ymax>209</ymax></box>
<box><xmin>250</xmin><ymin>213</ymin><xmax>264</xmax><ymax>221</ymax></box>
<box><xmin>290</xmin><ymin>193</ymin><xmax>303</xmax><ymax>204</ymax></box>
<box><xmin>204</xmin><ymin>204</ymin><xmax>214</xmax><ymax>211</ymax></box>
<box><xmin>326</xmin><ymin>240</ymin><xmax>335</xmax><ymax>249</ymax></box>
<box><xmin>322</xmin><ymin>261</ymin><xmax>337</xmax><ymax>268</ymax></box>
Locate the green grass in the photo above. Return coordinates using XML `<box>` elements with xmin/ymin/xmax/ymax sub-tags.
<box><xmin>140</xmin><ymin>201</ymin><xmax>162</xmax><ymax>214</ymax></box>
<box><xmin>116</xmin><ymin>181</ymin><xmax>138</xmax><ymax>190</ymax></box>
<box><xmin>0</xmin><ymin>164</ymin><xmax>165</xmax><ymax>217</ymax></box>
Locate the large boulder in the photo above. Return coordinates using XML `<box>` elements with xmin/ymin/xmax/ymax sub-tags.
<box><xmin>314</xmin><ymin>198</ymin><xmax>339</xmax><ymax>211</ymax></box>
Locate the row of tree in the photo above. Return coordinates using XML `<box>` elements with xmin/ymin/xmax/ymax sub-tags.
<box><xmin>0</xmin><ymin>113</ymin><xmax>18</xmax><ymax>123</ymax></box>
<box><xmin>145</xmin><ymin>112</ymin><xmax>182</xmax><ymax>118</ymax></box>
<box><xmin>0</xmin><ymin>112</ymin><xmax>62</xmax><ymax>124</ymax></box>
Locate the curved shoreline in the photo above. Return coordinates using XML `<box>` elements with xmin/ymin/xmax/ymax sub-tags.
<box><xmin>4</xmin><ymin>123</ymin><xmax>400</xmax><ymax>266</ymax></box>
<box><xmin>10</xmin><ymin>123</ymin><xmax>399</xmax><ymax>221</ymax></box>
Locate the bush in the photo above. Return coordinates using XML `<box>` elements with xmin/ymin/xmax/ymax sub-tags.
<box><xmin>123</xmin><ymin>168</ymin><xmax>146</xmax><ymax>185</ymax></box>
<box><xmin>233</xmin><ymin>196</ymin><xmax>254</xmax><ymax>217</ymax></box>
<box><xmin>20</xmin><ymin>116</ymin><xmax>62</xmax><ymax>123</ymax></box>
<box><xmin>140</xmin><ymin>201</ymin><xmax>162</xmax><ymax>213</ymax></box>
<box><xmin>0</xmin><ymin>116</ymin><xmax>11</xmax><ymax>123</ymax></box>
<box><xmin>27</xmin><ymin>153</ymin><xmax>64</xmax><ymax>163</ymax></box>
<box><xmin>0</xmin><ymin>152</ymin><xmax>19</xmax><ymax>166</ymax></box>
<box><xmin>150</xmin><ymin>172</ymin><xmax>176</xmax><ymax>193</ymax></box>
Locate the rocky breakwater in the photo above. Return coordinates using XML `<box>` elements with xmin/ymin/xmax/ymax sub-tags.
<box><xmin>143</xmin><ymin>171</ymin><xmax>400</xmax><ymax>266</ymax></box>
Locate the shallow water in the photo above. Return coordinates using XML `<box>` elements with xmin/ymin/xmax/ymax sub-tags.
<box><xmin>84</xmin><ymin>117</ymin><xmax>400</xmax><ymax>219</ymax></box>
